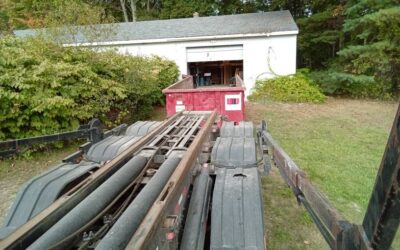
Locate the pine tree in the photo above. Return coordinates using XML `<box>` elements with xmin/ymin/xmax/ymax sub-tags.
<box><xmin>342</xmin><ymin>0</ymin><xmax>400</xmax><ymax>94</ymax></box>
<box><xmin>297</xmin><ymin>4</ymin><xmax>344</xmax><ymax>69</ymax></box>
<box><xmin>313</xmin><ymin>0</ymin><xmax>400</xmax><ymax>98</ymax></box>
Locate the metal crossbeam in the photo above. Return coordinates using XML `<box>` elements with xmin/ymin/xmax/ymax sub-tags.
<box><xmin>0</xmin><ymin>119</ymin><xmax>104</xmax><ymax>157</ymax></box>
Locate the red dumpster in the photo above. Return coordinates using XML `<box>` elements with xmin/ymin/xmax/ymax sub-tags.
<box><xmin>163</xmin><ymin>75</ymin><xmax>245</xmax><ymax>122</ymax></box>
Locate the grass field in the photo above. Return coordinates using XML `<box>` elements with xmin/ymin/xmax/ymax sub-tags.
<box><xmin>0</xmin><ymin>99</ymin><xmax>397</xmax><ymax>249</ymax></box>
<box><xmin>245</xmin><ymin>98</ymin><xmax>398</xmax><ymax>249</ymax></box>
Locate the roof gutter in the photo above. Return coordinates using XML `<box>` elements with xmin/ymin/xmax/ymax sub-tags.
<box><xmin>64</xmin><ymin>30</ymin><xmax>299</xmax><ymax>47</ymax></box>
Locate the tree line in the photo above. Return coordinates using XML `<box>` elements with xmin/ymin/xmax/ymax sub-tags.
<box><xmin>1</xmin><ymin>0</ymin><xmax>399</xmax><ymax>98</ymax></box>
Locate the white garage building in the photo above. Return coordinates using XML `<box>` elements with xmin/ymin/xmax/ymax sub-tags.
<box><xmin>15</xmin><ymin>10</ymin><xmax>298</xmax><ymax>97</ymax></box>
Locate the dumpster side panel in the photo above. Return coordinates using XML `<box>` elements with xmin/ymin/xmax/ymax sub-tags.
<box><xmin>211</xmin><ymin>167</ymin><xmax>265</xmax><ymax>250</ymax></box>
<box><xmin>165</xmin><ymin>93</ymin><xmax>176</xmax><ymax>117</ymax></box>
<box><xmin>164</xmin><ymin>89</ymin><xmax>244</xmax><ymax>122</ymax></box>
<box><xmin>165</xmin><ymin>93</ymin><xmax>194</xmax><ymax>116</ymax></box>
<box><xmin>193</xmin><ymin>92</ymin><xmax>217</xmax><ymax>111</ymax></box>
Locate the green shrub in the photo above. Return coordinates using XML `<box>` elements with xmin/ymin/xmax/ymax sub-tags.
<box><xmin>0</xmin><ymin>36</ymin><xmax>179</xmax><ymax>139</ymax></box>
<box><xmin>249</xmin><ymin>71</ymin><xmax>326</xmax><ymax>103</ymax></box>
<box><xmin>309</xmin><ymin>70</ymin><xmax>392</xmax><ymax>99</ymax></box>
<box><xmin>83</xmin><ymin>50</ymin><xmax>179</xmax><ymax>123</ymax></box>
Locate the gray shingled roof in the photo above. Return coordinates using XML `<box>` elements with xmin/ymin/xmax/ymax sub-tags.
<box><xmin>14</xmin><ymin>10</ymin><xmax>298</xmax><ymax>44</ymax></box>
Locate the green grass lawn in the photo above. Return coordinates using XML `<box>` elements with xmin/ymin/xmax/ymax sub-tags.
<box><xmin>246</xmin><ymin>98</ymin><xmax>398</xmax><ymax>249</ymax></box>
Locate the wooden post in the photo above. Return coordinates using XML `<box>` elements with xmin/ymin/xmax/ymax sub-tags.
<box><xmin>362</xmin><ymin>103</ymin><xmax>400</xmax><ymax>249</ymax></box>
<box><xmin>223</xmin><ymin>62</ymin><xmax>230</xmax><ymax>85</ymax></box>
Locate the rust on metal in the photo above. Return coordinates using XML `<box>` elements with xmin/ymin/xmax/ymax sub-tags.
<box><xmin>126</xmin><ymin>111</ymin><xmax>217</xmax><ymax>249</ymax></box>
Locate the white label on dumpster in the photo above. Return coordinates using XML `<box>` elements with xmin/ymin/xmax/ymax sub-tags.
<box><xmin>225</xmin><ymin>94</ymin><xmax>241</xmax><ymax>111</ymax></box>
<box><xmin>176</xmin><ymin>100</ymin><xmax>185</xmax><ymax>112</ymax></box>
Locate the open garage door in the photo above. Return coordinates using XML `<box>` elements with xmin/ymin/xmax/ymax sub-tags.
<box><xmin>188</xmin><ymin>60</ymin><xmax>243</xmax><ymax>86</ymax></box>
<box><xmin>186</xmin><ymin>45</ymin><xmax>243</xmax><ymax>62</ymax></box>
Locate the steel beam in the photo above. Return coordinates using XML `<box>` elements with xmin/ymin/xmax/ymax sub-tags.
<box><xmin>0</xmin><ymin>119</ymin><xmax>104</xmax><ymax>157</ymax></box>
<box><xmin>96</xmin><ymin>156</ymin><xmax>182</xmax><ymax>250</ymax></box>
<box><xmin>180</xmin><ymin>167</ymin><xmax>212</xmax><ymax>250</ymax></box>
<box><xmin>127</xmin><ymin>111</ymin><xmax>217</xmax><ymax>249</ymax></box>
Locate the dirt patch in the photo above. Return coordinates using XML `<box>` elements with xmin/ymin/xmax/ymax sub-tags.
<box><xmin>246</xmin><ymin>98</ymin><xmax>397</xmax><ymax>130</ymax></box>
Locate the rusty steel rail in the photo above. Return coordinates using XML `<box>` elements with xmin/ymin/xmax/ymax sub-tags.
<box><xmin>258</xmin><ymin>120</ymin><xmax>371</xmax><ymax>250</ymax></box>
<box><xmin>127</xmin><ymin>111</ymin><xmax>217</xmax><ymax>249</ymax></box>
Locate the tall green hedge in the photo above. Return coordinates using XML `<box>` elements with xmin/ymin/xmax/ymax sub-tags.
<box><xmin>0</xmin><ymin>36</ymin><xmax>179</xmax><ymax>139</ymax></box>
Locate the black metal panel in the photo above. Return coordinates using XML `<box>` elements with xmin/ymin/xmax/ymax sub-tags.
<box><xmin>125</xmin><ymin>121</ymin><xmax>161</xmax><ymax>137</ymax></box>
<box><xmin>180</xmin><ymin>168</ymin><xmax>213</xmax><ymax>250</ymax></box>
<box><xmin>0</xmin><ymin>161</ymin><xmax>99</xmax><ymax>240</ymax></box>
<box><xmin>211</xmin><ymin>167</ymin><xmax>265</xmax><ymax>250</ymax></box>
<box><xmin>85</xmin><ymin>121</ymin><xmax>161</xmax><ymax>163</ymax></box>
<box><xmin>0</xmin><ymin>119</ymin><xmax>104</xmax><ymax>157</ymax></box>
<box><xmin>211</xmin><ymin>137</ymin><xmax>257</xmax><ymax>168</ymax></box>
<box><xmin>0</xmin><ymin>130</ymin><xmax>88</xmax><ymax>157</ymax></box>
<box><xmin>85</xmin><ymin>136</ymin><xmax>142</xmax><ymax>163</ymax></box>
<box><xmin>220</xmin><ymin>121</ymin><xmax>254</xmax><ymax>138</ymax></box>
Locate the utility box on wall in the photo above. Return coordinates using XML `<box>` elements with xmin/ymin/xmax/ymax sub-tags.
<box><xmin>163</xmin><ymin>76</ymin><xmax>245</xmax><ymax>123</ymax></box>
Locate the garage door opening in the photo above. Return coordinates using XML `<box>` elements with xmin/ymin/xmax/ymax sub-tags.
<box><xmin>188</xmin><ymin>60</ymin><xmax>243</xmax><ymax>87</ymax></box>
